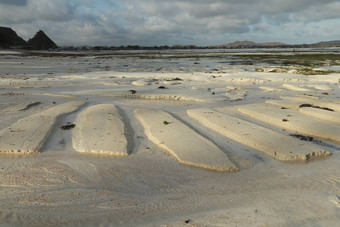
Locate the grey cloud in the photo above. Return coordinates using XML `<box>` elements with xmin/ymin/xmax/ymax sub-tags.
<box><xmin>0</xmin><ymin>0</ymin><xmax>74</xmax><ymax>24</ymax></box>
<box><xmin>293</xmin><ymin>1</ymin><xmax>340</xmax><ymax>22</ymax></box>
<box><xmin>3</xmin><ymin>0</ymin><xmax>340</xmax><ymax>46</ymax></box>
<box><xmin>0</xmin><ymin>0</ymin><xmax>27</xmax><ymax>6</ymax></box>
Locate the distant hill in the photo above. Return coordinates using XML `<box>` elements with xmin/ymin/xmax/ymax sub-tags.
<box><xmin>0</xmin><ymin>27</ymin><xmax>27</xmax><ymax>47</ymax></box>
<box><xmin>1</xmin><ymin>26</ymin><xmax>340</xmax><ymax>50</ymax></box>
<box><xmin>27</xmin><ymin>30</ymin><xmax>58</xmax><ymax>50</ymax></box>
<box><xmin>209</xmin><ymin>41</ymin><xmax>289</xmax><ymax>49</ymax></box>
<box><xmin>314</xmin><ymin>40</ymin><xmax>340</xmax><ymax>46</ymax></box>
<box><xmin>0</xmin><ymin>27</ymin><xmax>57</xmax><ymax>50</ymax></box>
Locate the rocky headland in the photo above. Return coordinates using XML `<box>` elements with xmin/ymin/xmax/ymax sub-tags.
<box><xmin>0</xmin><ymin>27</ymin><xmax>57</xmax><ymax>50</ymax></box>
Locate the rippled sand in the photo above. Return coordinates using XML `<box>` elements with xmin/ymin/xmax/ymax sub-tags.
<box><xmin>0</xmin><ymin>50</ymin><xmax>339</xmax><ymax>226</ymax></box>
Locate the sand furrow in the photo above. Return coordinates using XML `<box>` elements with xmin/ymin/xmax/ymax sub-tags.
<box><xmin>72</xmin><ymin>104</ymin><xmax>128</xmax><ymax>156</ymax></box>
<box><xmin>134</xmin><ymin>109</ymin><xmax>237</xmax><ymax>171</ymax></box>
<box><xmin>1</xmin><ymin>102</ymin><xmax>41</xmax><ymax>113</ymax></box>
<box><xmin>187</xmin><ymin>108</ymin><xmax>329</xmax><ymax>161</ymax></box>
<box><xmin>0</xmin><ymin>100</ymin><xmax>86</xmax><ymax>154</ymax></box>
<box><xmin>238</xmin><ymin>103</ymin><xmax>340</xmax><ymax>143</ymax></box>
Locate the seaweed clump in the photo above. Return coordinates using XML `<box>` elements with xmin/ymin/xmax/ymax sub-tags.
<box><xmin>299</xmin><ymin>104</ymin><xmax>334</xmax><ymax>112</ymax></box>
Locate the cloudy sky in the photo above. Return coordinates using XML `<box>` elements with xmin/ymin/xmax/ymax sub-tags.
<box><xmin>1</xmin><ymin>0</ymin><xmax>340</xmax><ymax>46</ymax></box>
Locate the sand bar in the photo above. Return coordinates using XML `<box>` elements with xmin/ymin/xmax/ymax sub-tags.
<box><xmin>134</xmin><ymin>108</ymin><xmax>237</xmax><ymax>171</ymax></box>
<box><xmin>72</xmin><ymin>104</ymin><xmax>128</xmax><ymax>156</ymax></box>
<box><xmin>0</xmin><ymin>100</ymin><xmax>86</xmax><ymax>154</ymax></box>
<box><xmin>187</xmin><ymin>108</ymin><xmax>330</xmax><ymax>161</ymax></box>
<box><xmin>238</xmin><ymin>103</ymin><xmax>340</xmax><ymax>143</ymax></box>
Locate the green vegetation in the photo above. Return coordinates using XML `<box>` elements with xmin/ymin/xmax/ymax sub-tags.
<box><xmin>254</xmin><ymin>65</ymin><xmax>337</xmax><ymax>75</ymax></box>
<box><xmin>239</xmin><ymin>53</ymin><xmax>340</xmax><ymax>67</ymax></box>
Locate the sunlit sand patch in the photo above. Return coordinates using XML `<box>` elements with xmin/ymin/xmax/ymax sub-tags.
<box><xmin>238</xmin><ymin>103</ymin><xmax>340</xmax><ymax>143</ymax></box>
<box><xmin>28</xmin><ymin>93</ymin><xmax>77</xmax><ymax>98</ymax></box>
<box><xmin>280</xmin><ymin>96</ymin><xmax>340</xmax><ymax>111</ymax></box>
<box><xmin>121</xmin><ymin>93</ymin><xmax>206</xmax><ymax>102</ymax></box>
<box><xmin>307</xmin><ymin>85</ymin><xmax>333</xmax><ymax>91</ymax></box>
<box><xmin>298</xmin><ymin>107</ymin><xmax>340</xmax><ymax>124</ymax></box>
<box><xmin>0</xmin><ymin>92</ymin><xmax>77</xmax><ymax>99</ymax></box>
<box><xmin>296</xmin><ymin>94</ymin><xmax>321</xmax><ymax>99</ymax></box>
<box><xmin>67</xmin><ymin>89</ymin><xmax>207</xmax><ymax>102</ymax></box>
<box><xmin>134</xmin><ymin>108</ymin><xmax>237</xmax><ymax>171</ymax></box>
<box><xmin>72</xmin><ymin>104</ymin><xmax>128</xmax><ymax>156</ymax></box>
<box><xmin>283</xmin><ymin>84</ymin><xmax>314</xmax><ymax>92</ymax></box>
<box><xmin>0</xmin><ymin>80</ymin><xmax>74</xmax><ymax>87</ymax></box>
<box><xmin>266</xmin><ymin>100</ymin><xmax>304</xmax><ymax>110</ymax></box>
<box><xmin>192</xmin><ymin>86</ymin><xmax>209</xmax><ymax>90</ymax></box>
<box><xmin>93</xmin><ymin>82</ymin><xmax>119</xmax><ymax>86</ymax></box>
<box><xmin>188</xmin><ymin>108</ymin><xmax>329</xmax><ymax>161</ymax></box>
<box><xmin>328</xmin><ymin>195</ymin><xmax>340</xmax><ymax>208</ymax></box>
<box><xmin>132</xmin><ymin>79</ymin><xmax>153</xmax><ymax>86</ymax></box>
<box><xmin>0</xmin><ymin>100</ymin><xmax>86</xmax><ymax>154</ymax></box>
<box><xmin>225</xmin><ymin>77</ymin><xmax>269</xmax><ymax>84</ymax></box>
<box><xmin>259</xmin><ymin>86</ymin><xmax>285</xmax><ymax>92</ymax></box>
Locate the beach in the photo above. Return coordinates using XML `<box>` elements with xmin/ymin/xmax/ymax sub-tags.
<box><xmin>0</xmin><ymin>49</ymin><xmax>339</xmax><ymax>226</ymax></box>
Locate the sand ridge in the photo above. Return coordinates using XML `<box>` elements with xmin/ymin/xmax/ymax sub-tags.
<box><xmin>266</xmin><ymin>99</ymin><xmax>340</xmax><ymax>123</ymax></box>
<box><xmin>282</xmin><ymin>83</ymin><xmax>314</xmax><ymax>92</ymax></box>
<box><xmin>280</xmin><ymin>96</ymin><xmax>340</xmax><ymax>112</ymax></box>
<box><xmin>298</xmin><ymin>107</ymin><xmax>340</xmax><ymax>124</ymax></box>
<box><xmin>0</xmin><ymin>100</ymin><xmax>86</xmax><ymax>154</ymax></box>
<box><xmin>72</xmin><ymin>104</ymin><xmax>129</xmax><ymax>156</ymax></box>
<box><xmin>238</xmin><ymin>103</ymin><xmax>340</xmax><ymax>143</ymax></box>
<box><xmin>187</xmin><ymin>108</ymin><xmax>330</xmax><ymax>161</ymax></box>
<box><xmin>134</xmin><ymin>108</ymin><xmax>238</xmax><ymax>171</ymax></box>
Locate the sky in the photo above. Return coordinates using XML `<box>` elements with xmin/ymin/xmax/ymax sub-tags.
<box><xmin>1</xmin><ymin>0</ymin><xmax>340</xmax><ymax>46</ymax></box>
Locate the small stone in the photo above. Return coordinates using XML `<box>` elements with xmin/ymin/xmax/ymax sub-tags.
<box><xmin>184</xmin><ymin>219</ymin><xmax>191</xmax><ymax>224</ymax></box>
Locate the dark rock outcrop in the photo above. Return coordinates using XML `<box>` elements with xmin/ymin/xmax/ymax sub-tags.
<box><xmin>27</xmin><ymin>30</ymin><xmax>58</xmax><ymax>50</ymax></box>
<box><xmin>0</xmin><ymin>27</ymin><xmax>27</xmax><ymax>47</ymax></box>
